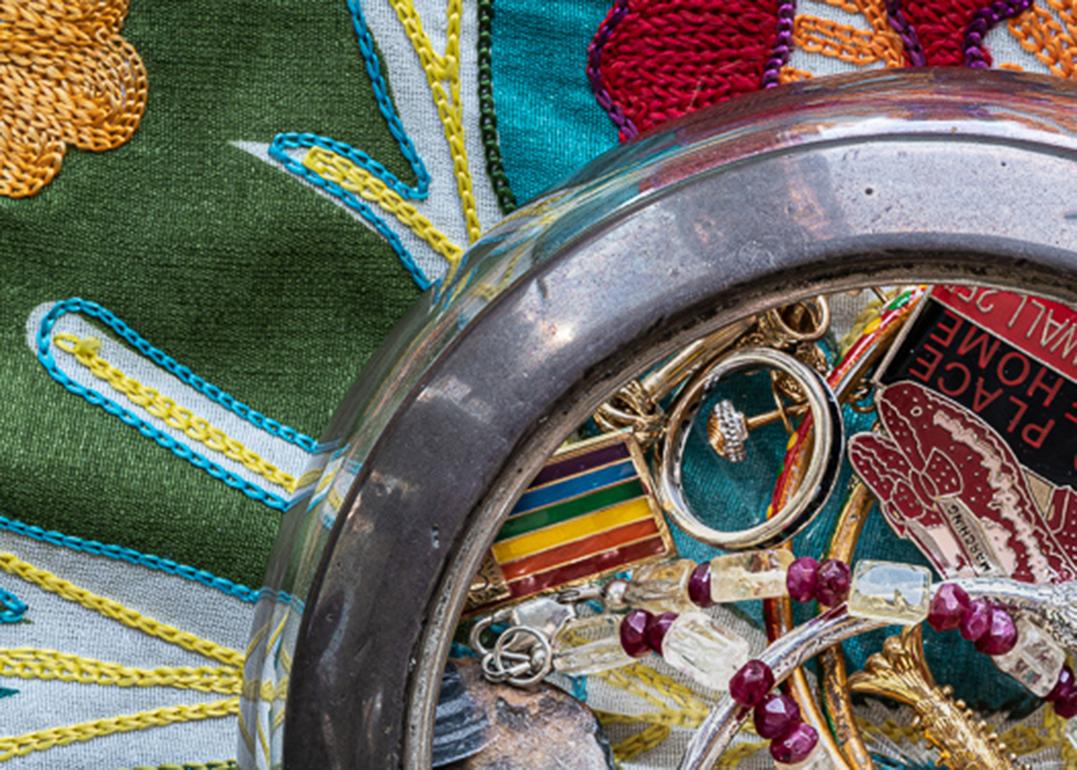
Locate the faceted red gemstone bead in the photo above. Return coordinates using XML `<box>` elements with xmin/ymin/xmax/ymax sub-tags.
<box><xmin>770</xmin><ymin>721</ymin><xmax>818</xmax><ymax>764</ymax></box>
<box><xmin>620</xmin><ymin>609</ymin><xmax>653</xmax><ymax>657</ymax></box>
<box><xmin>1048</xmin><ymin>665</ymin><xmax>1074</xmax><ymax>702</ymax></box>
<box><xmin>688</xmin><ymin>561</ymin><xmax>714</xmax><ymax>608</ymax></box>
<box><xmin>753</xmin><ymin>693</ymin><xmax>801</xmax><ymax>739</ymax></box>
<box><xmin>1055</xmin><ymin>685</ymin><xmax>1077</xmax><ymax>719</ymax></box>
<box><xmin>786</xmin><ymin>557</ymin><xmax>819</xmax><ymax>603</ymax></box>
<box><xmin>729</xmin><ymin>659</ymin><xmax>775</xmax><ymax>707</ymax></box>
<box><xmin>814</xmin><ymin>559</ymin><xmax>851</xmax><ymax>606</ymax></box>
<box><xmin>645</xmin><ymin>612</ymin><xmax>677</xmax><ymax>656</ymax></box>
<box><xmin>960</xmin><ymin>598</ymin><xmax>993</xmax><ymax>642</ymax></box>
<box><xmin>928</xmin><ymin>583</ymin><xmax>970</xmax><ymax>631</ymax></box>
<box><xmin>975</xmin><ymin>607</ymin><xmax>1018</xmax><ymax>656</ymax></box>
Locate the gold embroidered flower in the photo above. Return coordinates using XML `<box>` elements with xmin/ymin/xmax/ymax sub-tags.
<box><xmin>0</xmin><ymin>0</ymin><xmax>147</xmax><ymax>198</ymax></box>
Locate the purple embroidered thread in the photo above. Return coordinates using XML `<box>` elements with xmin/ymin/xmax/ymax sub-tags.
<box><xmin>886</xmin><ymin>0</ymin><xmax>926</xmax><ymax>66</ymax></box>
<box><xmin>762</xmin><ymin>0</ymin><xmax>796</xmax><ymax>87</ymax></box>
<box><xmin>588</xmin><ymin>0</ymin><xmax>639</xmax><ymax>140</ymax></box>
<box><xmin>964</xmin><ymin>0</ymin><xmax>1033</xmax><ymax>67</ymax></box>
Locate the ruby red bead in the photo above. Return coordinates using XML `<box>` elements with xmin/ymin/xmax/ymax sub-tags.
<box><xmin>815</xmin><ymin>559</ymin><xmax>851</xmax><ymax>606</ymax></box>
<box><xmin>928</xmin><ymin>583</ymin><xmax>971</xmax><ymax>631</ymax></box>
<box><xmin>974</xmin><ymin>607</ymin><xmax>1018</xmax><ymax>656</ymax></box>
<box><xmin>1055</xmin><ymin>686</ymin><xmax>1077</xmax><ymax>719</ymax></box>
<box><xmin>960</xmin><ymin>598</ymin><xmax>993</xmax><ymax>642</ymax></box>
<box><xmin>645</xmin><ymin>612</ymin><xmax>677</xmax><ymax>656</ymax></box>
<box><xmin>786</xmin><ymin>557</ymin><xmax>819</xmax><ymax>603</ymax></box>
<box><xmin>730</xmin><ymin>659</ymin><xmax>775</xmax><ymax>707</ymax></box>
<box><xmin>1048</xmin><ymin>665</ymin><xmax>1074</xmax><ymax>703</ymax></box>
<box><xmin>689</xmin><ymin>562</ymin><xmax>714</xmax><ymax>608</ymax></box>
<box><xmin>770</xmin><ymin>722</ymin><xmax>819</xmax><ymax>764</ymax></box>
<box><xmin>753</xmin><ymin>693</ymin><xmax>801</xmax><ymax>739</ymax></box>
<box><xmin>620</xmin><ymin>609</ymin><xmax>653</xmax><ymax>657</ymax></box>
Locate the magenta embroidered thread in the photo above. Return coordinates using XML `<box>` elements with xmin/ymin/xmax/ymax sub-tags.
<box><xmin>588</xmin><ymin>0</ymin><xmax>639</xmax><ymax>141</ymax></box>
<box><xmin>886</xmin><ymin>0</ymin><xmax>927</xmax><ymax>66</ymax></box>
<box><xmin>762</xmin><ymin>0</ymin><xmax>796</xmax><ymax>87</ymax></box>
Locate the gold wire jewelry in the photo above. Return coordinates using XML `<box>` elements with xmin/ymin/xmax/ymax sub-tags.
<box><xmin>849</xmin><ymin>626</ymin><xmax>1030</xmax><ymax>770</ymax></box>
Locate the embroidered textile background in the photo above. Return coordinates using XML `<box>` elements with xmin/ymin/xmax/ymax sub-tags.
<box><xmin>0</xmin><ymin>0</ymin><xmax>1074</xmax><ymax>767</ymax></box>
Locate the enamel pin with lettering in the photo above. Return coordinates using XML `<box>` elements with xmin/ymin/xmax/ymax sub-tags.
<box><xmin>849</xmin><ymin>286</ymin><xmax>1076</xmax><ymax>583</ymax></box>
<box><xmin>465</xmin><ymin>431</ymin><xmax>675</xmax><ymax>613</ymax></box>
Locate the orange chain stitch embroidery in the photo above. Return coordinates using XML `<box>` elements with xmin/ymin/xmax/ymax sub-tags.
<box><xmin>0</xmin><ymin>0</ymin><xmax>147</xmax><ymax>198</ymax></box>
<box><xmin>1008</xmin><ymin>0</ymin><xmax>1077</xmax><ymax>77</ymax></box>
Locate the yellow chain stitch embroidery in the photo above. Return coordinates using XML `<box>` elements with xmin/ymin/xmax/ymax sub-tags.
<box><xmin>301</xmin><ymin>146</ymin><xmax>465</xmax><ymax>266</ymax></box>
<box><xmin>53</xmin><ymin>333</ymin><xmax>301</xmax><ymax>495</ymax></box>
<box><xmin>237</xmin><ymin>709</ymin><xmax>257</xmax><ymax>757</ymax></box>
<box><xmin>1008</xmin><ymin>0</ymin><xmax>1077</xmax><ymax>78</ymax></box>
<box><xmin>389</xmin><ymin>0</ymin><xmax>481</xmax><ymax>244</ymax></box>
<box><xmin>0</xmin><ymin>552</ymin><xmax>248</xmax><ymax>762</ymax></box>
<box><xmin>0</xmin><ymin>0</ymin><xmax>147</xmax><ymax>198</ymax></box>
<box><xmin>0</xmin><ymin>552</ymin><xmax>244</xmax><ymax>668</ymax></box>
<box><xmin>0</xmin><ymin>698</ymin><xmax>239</xmax><ymax>763</ymax></box>
<box><xmin>598</xmin><ymin>718</ymin><xmax>670</xmax><ymax>761</ymax></box>
<box><xmin>0</xmin><ymin>648</ymin><xmax>240</xmax><ymax>694</ymax></box>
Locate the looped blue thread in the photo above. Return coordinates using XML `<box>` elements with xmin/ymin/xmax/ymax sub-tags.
<box><xmin>0</xmin><ymin>586</ymin><xmax>27</xmax><ymax>624</ymax></box>
<box><xmin>37</xmin><ymin>298</ymin><xmax>322</xmax><ymax>511</ymax></box>
<box><xmin>267</xmin><ymin>0</ymin><xmax>438</xmax><ymax>290</ymax></box>
<box><xmin>0</xmin><ymin>513</ymin><xmax>300</xmax><ymax>609</ymax></box>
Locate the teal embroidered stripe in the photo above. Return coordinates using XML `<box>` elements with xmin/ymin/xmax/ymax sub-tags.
<box><xmin>269</xmin><ymin>0</ymin><xmax>437</xmax><ymax>290</ymax></box>
<box><xmin>0</xmin><ymin>513</ymin><xmax>299</xmax><ymax>609</ymax></box>
<box><xmin>0</xmin><ymin>586</ymin><xmax>26</xmax><ymax>624</ymax></box>
<box><xmin>36</xmin><ymin>298</ymin><xmax>320</xmax><ymax>512</ymax></box>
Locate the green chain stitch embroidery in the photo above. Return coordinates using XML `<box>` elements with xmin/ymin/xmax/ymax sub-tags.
<box><xmin>477</xmin><ymin>0</ymin><xmax>518</xmax><ymax>214</ymax></box>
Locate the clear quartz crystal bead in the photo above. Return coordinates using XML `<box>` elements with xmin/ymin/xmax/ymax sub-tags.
<box><xmin>708</xmin><ymin>548</ymin><xmax>794</xmax><ymax>603</ymax></box>
<box><xmin>847</xmin><ymin>560</ymin><xmax>931</xmax><ymax>625</ymax></box>
<box><xmin>623</xmin><ymin>559</ymin><xmax>697</xmax><ymax>612</ymax></box>
<box><xmin>551</xmin><ymin>614</ymin><xmax>633</xmax><ymax>676</ymax></box>
<box><xmin>510</xmin><ymin>596</ymin><xmax>577</xmax><ymax>641</ymax></box>
<box><xmin>661</xmin><ymin>611</ymin><xmax>750</xmax><ymax>690</ymax></box>
<box><xmin>993</xmin><ymin>616</ymin><xmax>1065</xmax><ymax>697</ymax></box>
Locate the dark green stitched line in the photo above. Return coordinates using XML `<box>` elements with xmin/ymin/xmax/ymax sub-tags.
<box><xmin>477</xmin><ymin>0</ymin><xmax>518</xmax><ymax>214</ymax></box>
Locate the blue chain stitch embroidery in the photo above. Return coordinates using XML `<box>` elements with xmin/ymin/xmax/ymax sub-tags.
<box><xmin>0</xmin><ymin>513</ymin><xmax>299</xmax><ymax>609</ymax></box>
<box><xmin>268</xmin><ymin>0</ymin><xmax>437</xmax><ymax>290</ymax></box>
<box><xmin>0</xmin><ymin>585</ymin><xmax>27</xmax><ymax>624</ymax></box>
<box><xmin>37</xmin><ymin>298</ymin><xmax>321</xmax><ymax>512</ymax></box>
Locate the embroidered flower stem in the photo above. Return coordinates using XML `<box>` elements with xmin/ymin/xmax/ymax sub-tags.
<box><xmin>301</xmin><ymin>147</ymin><xmax>464</xmax><ymax>265</ymax></box>
<box><xmin>0</xmin><ymin>698</ymin><xmax>239</xmax><ymax>763</ymax></box>
<box><xmin>0</xmin><ymin>649</ymin><xmax>241</xmax><ymax>694</ymax></box>
<box><xmin>53</xmin><ymin>332</ymin><xmax>300</xmax><ymax>495</ymax></box>
<box><xmin>476</xmin><ymin>0</ymin><xmax>518</xmax><ymax>214</ymax></box>
<box><xmin>0</xmin><ymin>552</ymin><xmax>243</xmax><ymax>668</ymax></box>
<box><xmin>390</xmin><ymin>0</ymin><xmax>482</xmax><ymax>246</ymax></box>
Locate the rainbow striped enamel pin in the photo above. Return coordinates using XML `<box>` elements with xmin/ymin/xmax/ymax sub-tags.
<box><xmin>467</xmin><ymin>431</ymin><xmax>675</xmax><ymax>612</ymax></box>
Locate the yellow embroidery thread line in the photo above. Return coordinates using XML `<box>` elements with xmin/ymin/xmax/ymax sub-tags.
<box><xmin>0</xmin><ymin>552</ymin><xmax>243</xmax><ymax>668</ymax></box>
<box><xmin>389</xmin><ymin>0</ymin><xmax>482</xmax><ymax>248</ymax></box>
<box><xmin>0</xmin><ymin>698</ymin><xmax>239</xmax><ymax>763</ymax></box>
<box><xmin>0</xmin><ymin>648</ymin><xmax>240</xmax><ymax>694</ymax></box>
<box><xmin>301</xmin><ymin>146</ymin><xmax>464</xmax><ymax>267</ymax></box>
<box><xmin>52</xmin><ymin>333</ymin><xmax>301</xmax><ymax>494</ymax></box>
